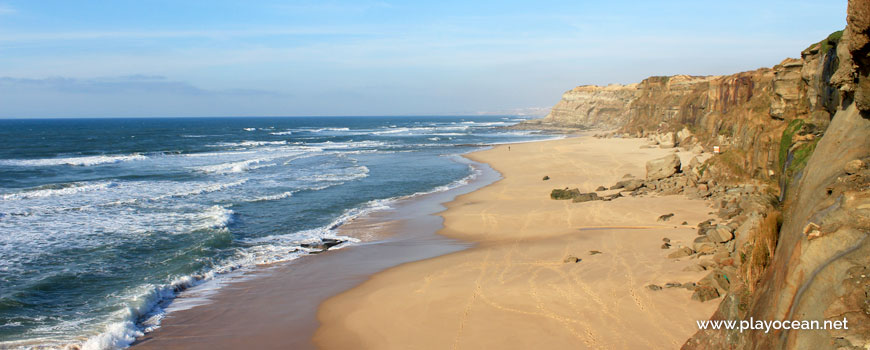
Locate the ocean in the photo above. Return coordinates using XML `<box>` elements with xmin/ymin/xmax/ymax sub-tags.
<box><xmin>0</xmin><ymin>116</ymin><xmax>554</xmax><ymax>349</ymax></box>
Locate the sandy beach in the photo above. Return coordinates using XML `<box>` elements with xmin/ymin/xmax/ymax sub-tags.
<box><xmin>314</xmin><ymin>135</ymin><xmax>719</xmax><ymax>349</ymax></box>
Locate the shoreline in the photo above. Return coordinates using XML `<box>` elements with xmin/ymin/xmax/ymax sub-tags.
<box><xmin>314</xmin><ymin>135</ymin><xmax>719</xmax><ymax>349</ymax></box>
<box><xmin>131</xmin><ymin>154</ymin><xmax>504</xmax><ymax>349</ymax></box>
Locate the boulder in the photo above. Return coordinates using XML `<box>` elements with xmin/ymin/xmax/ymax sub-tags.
<box><xmin>658</xmin><ymin>213</ymin><xmax>675</xmax><ymax>221</ymax></box>
<box><xmin>692</xmin><ymin>236</ymin><xmax>715</xmax><ymax>252</ymax></box>
<box><xmin>691</xmin><ymin>285</ymin><xmax>721</xmax><ymax>302</ymax></box>
<box><xmin>550</xmin><ymin>188</ymin><xmax>580</xmax><ymax>200</ymax></box>
<box><xmin>845</xmin><ymin>159</ymin><xmax>865</xmax><ymax>174</ymax></box>
<box><xmin>542</xmin><ymin>175</ymin><xmax>550</xmax><ymax>181</ymax></box>
<box><xmin>571</xmin><ymin>192</ymin><xmax>600</xmax><ymax>203</ymax></box>
<box><xmin>646</xmin><ymin>154</ymin><xmax>682</xmax><ymax>181</ymax></box>
<box><xmin>676</xmin><ymin>127</ymin><xmax>692</xmax><ymax>145</ymax></box>
<box><xmin>563</xmin><ymin>255</ymin><xmax>581</xmax><ymax>263</ymax></box>
<box><xmin>708</xmin><ymin>225</ymin><xmax>735</xmax><ymax>243</ymax></box>
<box><xmin>301</xmin><ymin>238</ymin><xmax>345</xmax><ymax>250</ymax></box>
<box><xmin>667</xmin><ymin>246</ymin><xmax>695</xmax><ymax>259</ymax></box>
<box><xmin>595</xmin><ymin>186</ymin><xmax>607</xmax><ymax>191</ymax></box>
<box><xmin>613</xmin><ymin>178</ymin><xmax>644</xmax><ymax>191</ymax></box>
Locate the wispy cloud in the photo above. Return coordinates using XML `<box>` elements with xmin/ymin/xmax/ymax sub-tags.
<box><xmin>0</xmin><ymin>75</ymin><xmax>283</xmax><ymax>97</ymax></box>
<box><xmin>273</xmin><ymin>1</ymin><xmax>392</xmax><ymax>13</ymax></box>
<box><xmin>0</xmin><ymin>4</ymin><xmax>16</xmax><ymax>15</ymax></box>
<box><xmin>0</xmin><ymin>27</ymin><xmax>379</xmax><ymax>42</ymax></box>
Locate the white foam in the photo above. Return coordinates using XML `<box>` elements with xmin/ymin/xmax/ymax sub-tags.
<box><xmin>1</xmin><ymin>181</ymin><xmax>117</xmax><ymax>201</ymax></box>
<box><xmin>194</xmin><ymin>158</ymin><xmax>276</xmax><ymax>174</ymax></box>
<box><xmin>212</xmin><ymin>140</ymin><xmax>288</xmax><ymax>148</ymax></box>
<box><xmin>243</xmin><ymin>128</ymin><xmax>256</xmax><ymax>131</ymax></box>
<box><xmin>196</xmin><ymin>206</ymin><xmax>234</xmax><ymax>230</ymax></box>
<box><xmin>246</xmin><ymin>191</ymin><xmax>294</xmax><ymax>202</ymax></box>
<box><xmin>269</xmin><ymin>131</ymin><xmax>293</xmax><ymax>136</ymax></box>
<box><xmin>0</xmin><ymin>154</ymin><xmax>147</xmax><ymax>167</ymax></box>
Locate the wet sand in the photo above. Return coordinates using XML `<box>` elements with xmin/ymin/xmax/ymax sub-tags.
<box><xmin>132</xmin><ymin>161</ymin><xmax>500</xmax><ymax>349</ymax></box>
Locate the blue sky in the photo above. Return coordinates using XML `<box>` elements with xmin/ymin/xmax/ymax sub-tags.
<box><xmin>0</xmin><ymin>0</ymin><xmax>848</xmax><ymax>118</ymax></box>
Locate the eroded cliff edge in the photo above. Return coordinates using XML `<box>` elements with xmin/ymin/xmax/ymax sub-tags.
<box><xmin>525</xmin><ymin>1</ymin><xmax>870</xmax><ymax>348</ymax></box>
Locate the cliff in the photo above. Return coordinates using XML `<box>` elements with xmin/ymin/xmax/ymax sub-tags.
<box><xmin>528</xmin><ymin>83</ymin><xmax>639</xmax><ymax>129</ymax></box>
<box><xmin>526</xmin><ymin>1</ymin><xmax>870</xmax><ymax>348</ymax></box>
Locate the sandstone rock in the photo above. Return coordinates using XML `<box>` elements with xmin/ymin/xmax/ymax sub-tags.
<box><xmin>539</xmin><ymin>84</ymin><xmax>639</xmax><ymax>129</ymax></box>
<box><xmin>658</xmin><ymin>213</ymin><xmax>675</xmax><ymax>222</ymax></box>
<box><xmin>589</xmin><ymin>250</ymin><xmax>602</xmax><ymax>255</ymax></box>
<box><xmin>613</xmin><ymin>178</ymin><xmax>644</xmax><ymax>191</ymax></box>
<box><xmin>665</xmin><ymin>282</ymin><xmax>682</xmax><ymax>288</ymax></box>
<box><xmin>662</xmin><ymin>237</ymin><xmax>671</xmax><ymax>243</ymax></box>
<box><xmin>563</xmin><ymin>255</ymin><xmax>581</xmax><ymax>263</ymax></box>
<box><xmin>691</xmin><ymin>144</ymin><xmax>705</xmax><ymax>154</ymax></box>
<box><xmin>734</xmin><ymin>213</ymin><xmax>762</xmax><ymax>247</ymax></box>
<box><xmin>646</xmin><ymin>154</ymin><xmax>682</xmax><ymax>181</ymax></box>
<box><xmin>667</xmin><ymin>246</ymin><xmax>695</xmax><ymax>259</ymax></box>
<box><xmin>708</xmin><ymin>225</ymin><xmax>735</xmax><ymax>243</ymax></box>
<box><xmin>542</xmin><ymin>175</ymin><xmax>550</xmax><ymax>181</ymax></box>
<box><xmin>676</xmin><ymin>127</ymin><xmax>692</xmax><ymax>145</ymax></box>
<box><xmin>661</xmin><ymin>243</ymin><xmax>671</xmax><ymax>249</ymax></box>
<box><xmin>683</xmin><ymin>264</ymin><xmax>706</xmax><ymax>272</ymax></box>
<box><xmin>550</xmin><ymin>188</ymin><xmax>580</xmax><ymax>200</ymax></box>
<box><xmin>845</xmin><ymin>159</ymin><xmax>865</xmax><ymax>174</ymax></box>
<box><xmin>571</xmin><ymin>192</ymin><xmax>600</xmax><ymax>203</ymax></box>
<box><xmin>692</xmin><ymin>236</ymin><xmax>715</xmax><ymax>252</ymax></box>
<box><xmin>691</xmin><ymin>285</ymin><xmax>721</xmax><ymax>302</ymax></box>
<box><xmin>646</xmin><ymin>284</ymin><xmax>663</xmax><ymax>291</ymax></box>
<box><xmin>595</xmin><ymin>186</ymin><xmax>607</xmax><ymax>191</ymax></box>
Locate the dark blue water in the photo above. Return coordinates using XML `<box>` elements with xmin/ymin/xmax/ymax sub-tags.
<box><xmin>0</xmin><ymin>116</ymin><xmax>554</xmax><ymax>349</ymax></box>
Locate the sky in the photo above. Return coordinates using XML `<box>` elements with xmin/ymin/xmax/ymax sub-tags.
<box><xmin>0</xmin><ymin>0</ymin><xmax>849</xmax><ymax>118</ymax></box>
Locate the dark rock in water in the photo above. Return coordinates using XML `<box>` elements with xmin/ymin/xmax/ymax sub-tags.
<box><xmin>301</xmin><ymin>238</ymin><xmax>345</xmax><ymax>250</ymax></box>
<box><xmin>571</xmin><ymin>192</ymin><xmax>600</xmax><ymax>203</ymax></box>
<box><xmin>596</xmin><ymin>186</ymin><xmax>607</xmax><ymax>191</ymax></box>
<box><xmin>542</xmin><ymin>175</ymin><xmax>550</xmax><ymax>181</ymax></box>
<box><xmin>550</xmin><ymin>188</ymin><xmax>581</xmax><ymax>200</ymax></box>
<box><xmin>646</xmin><ymin>284</ymin><xmax>663</xmax><ymax>291</ymax></box>
<box><xmin>691</xmin><ymin>285</ymin><xmax>721</xmax><ymax>302</ymax></box>
<box><xmin>563</xmin><ymin>255</ymin><xmax>581</xmax><ymax>263</ymax></box>
<box><xmin>589</xmin><ymin>250</ymin><xmax>602</xmax><ymax>255</ymax></box>
<box><xmin>658</xmin><ymin>213</ymin><xmax>675</xmax><ymax>222</ymax></box>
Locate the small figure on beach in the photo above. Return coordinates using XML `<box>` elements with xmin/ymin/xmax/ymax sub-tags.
<box><xmin>508</xmin><ymin>146</ymin><xmax>511</xmax><ymax>151</ymax></box>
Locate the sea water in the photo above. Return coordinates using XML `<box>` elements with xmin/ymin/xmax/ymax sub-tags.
<box><xmin>0</xmin><ymin>116</ymin><xmax>554</xmax><ymax>349</ymax></box>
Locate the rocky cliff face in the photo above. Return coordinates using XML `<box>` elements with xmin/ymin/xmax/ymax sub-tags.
<box><xmin>528</xmin><ymin>1</ymin><xmax>870</xmax><ymax>348</ymax></box>
<box><xmin>683</xmin><ymin>1</ymin><xmax>870</xmax><ymax>349</ymax></box>
<box><xmin>530</xmin><ymin>84</ymin><xmax>638</xmax><ymax>129</ymax></box>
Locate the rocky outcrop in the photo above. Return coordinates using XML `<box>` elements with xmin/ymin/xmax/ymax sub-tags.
<box><xmin>683</xmin><ymin>1</ymin><xmax>870</xmax><ymax>349</ymax></box>
<box><xmin>530</xmin><ymin>1</ymin><xmax>870</xmax><ymax>349</ymax></box>
<box><xmin>527</xmin><ymin>84</ymin><xmax>638</xmax><ymax>129</ymax></box>
<box><xmin>646</xmin><ymin>154</ymin><xmax>682</xmax><ymax>181</ymax></box>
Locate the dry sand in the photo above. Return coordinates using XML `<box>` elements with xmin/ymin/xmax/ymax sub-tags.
<box><xmin>314</xmin><ymin>135</ymin><xmax>719</xmax><ymax>349</ymax></box>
